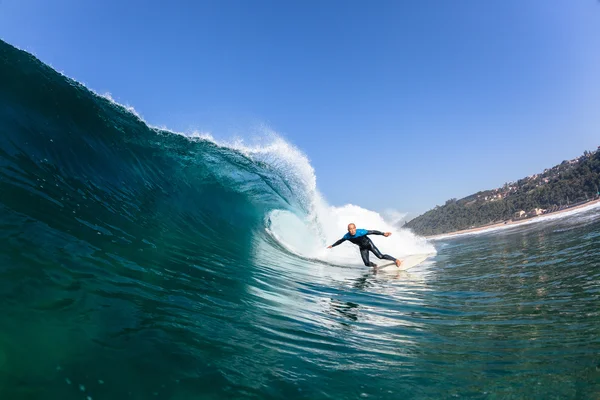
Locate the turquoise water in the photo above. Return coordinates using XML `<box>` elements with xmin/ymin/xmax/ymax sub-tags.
<box><xmin>1</xmin><ymin>40</ymin><xmax>600</xmax><ymax>399</ymax></box>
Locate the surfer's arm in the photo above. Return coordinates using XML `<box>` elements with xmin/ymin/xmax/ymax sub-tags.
<box><xmin>329</xmin><ymin>238</ymin><xmax>346</xmax><ymax>248</ymax></box>
<box><xmin>367</xmin><ymin>230</ymin><xmax>392</xmax><ymax>237</ymax></box>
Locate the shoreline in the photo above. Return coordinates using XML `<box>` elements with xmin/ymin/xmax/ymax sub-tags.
<box><xmin>424</xmin><ymin>198</ymin><xmax>600</xmax><ymax>240</ymax></box>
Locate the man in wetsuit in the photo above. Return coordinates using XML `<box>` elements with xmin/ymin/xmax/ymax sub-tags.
<box><xmin>327</xmin><ymin>223</ymin><xmax>402</xmax><ymax>267</ymax></box>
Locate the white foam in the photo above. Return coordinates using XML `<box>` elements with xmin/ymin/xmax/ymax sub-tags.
<box><xmin>267</xmin><ymin>202</ymin><xmax>435</xmax><ymax>267</ymax></box>
<box><xmin>97</xmin><ymin>91</ymin><xmax>144</xmax><ymax>120</ymax></box>
<box><xmin>382</xmin><ymin>208</ymin><xmax>409</xmax><ymax>226</ymax></box>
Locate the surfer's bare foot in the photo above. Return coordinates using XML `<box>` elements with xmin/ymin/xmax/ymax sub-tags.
<box><xmin>395</xmin><ymin>259</ymin><xmax>402</xmax><ymax>267</ymax></box>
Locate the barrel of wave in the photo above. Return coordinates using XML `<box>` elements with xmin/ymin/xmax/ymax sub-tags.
<box><xmin>266</xmin><ymin>202</ymin><xmax>435</xmax><ymax>267</ymax></box>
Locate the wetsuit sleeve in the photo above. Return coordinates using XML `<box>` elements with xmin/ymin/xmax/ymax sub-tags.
<box><xmin>331</xmin><ymin>238</ymin><xmax>346</xmax><ymax>247</ymax></box>
<box><xmin>366</xmin><ymin>230</ymin><xmax>385</xmax><ymax>235</ymax></box>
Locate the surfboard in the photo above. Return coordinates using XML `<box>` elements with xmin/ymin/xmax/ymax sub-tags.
<box><xmin>376</xmin><ymin>253</ymin><xmax>433</xmax><ymax>271</ymax></box>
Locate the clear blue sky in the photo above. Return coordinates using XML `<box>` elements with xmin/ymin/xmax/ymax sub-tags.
<box><xmin>1</xmin><ymin>0</ymin><xmax>599</xmax><ymax>217</ymax></box>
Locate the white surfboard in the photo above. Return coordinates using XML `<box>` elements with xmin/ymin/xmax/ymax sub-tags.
<box><xmin>376</xmin><ymin>253</ymin><xmax>434</xmax><ymax>271</ymax></box>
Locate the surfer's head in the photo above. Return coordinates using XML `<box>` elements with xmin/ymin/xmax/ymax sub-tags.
<box><xmin>347</xmin><ymin>223</ymin><xmax>356</xmax><ymax>236</ymax></box>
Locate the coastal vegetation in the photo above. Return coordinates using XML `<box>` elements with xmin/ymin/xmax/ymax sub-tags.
<box><xmin>405</xmin><ymin>147</ymin><xmax>600</xmax><ymax>236</ymax></box>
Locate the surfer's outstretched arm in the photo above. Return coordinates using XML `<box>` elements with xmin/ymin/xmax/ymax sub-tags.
<box><xmin>327</xmin><ymin>238</ymin><xmax>346</xmax><ymax>249</ymax></box>
<box><xmin>367</xmin><ymin>230</ymin><xmax>391</xmax><ymax>237</ymax></box>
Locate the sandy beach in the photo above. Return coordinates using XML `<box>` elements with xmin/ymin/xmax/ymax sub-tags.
<box><xmin>425</xmin><ymin>198</ymin><xmax>600</xmax><ymax>240</ymax></box>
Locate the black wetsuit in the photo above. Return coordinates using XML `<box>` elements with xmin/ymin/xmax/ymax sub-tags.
<box><xmin>330</xmin><ymin>229</ymin><xmax>397</xmax><ymax>267</ymax></box>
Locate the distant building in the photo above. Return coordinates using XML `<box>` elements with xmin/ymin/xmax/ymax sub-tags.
<box><xmin>514</xmin><ymin>210</ymin><xmax>526</xmax><ymax>219</ymax></box>
<box><xmin>527</xmin><ymin>208</ymin><xmax>545</xmax><ymax>217</ymax></box>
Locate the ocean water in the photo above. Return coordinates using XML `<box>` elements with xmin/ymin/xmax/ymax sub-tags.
<box><xmin>1</xmin><ymin>40</ymin><xmax>599</xmax><ymax>399</ymax></box>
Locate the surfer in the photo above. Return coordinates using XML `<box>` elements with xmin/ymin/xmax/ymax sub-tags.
<box><xmin>327</xmin><ymin>223</ymin><xmax>402</xmax><ymax>268</ymax></box>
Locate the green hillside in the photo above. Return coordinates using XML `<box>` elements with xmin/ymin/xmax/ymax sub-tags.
<box><xmin>405</xmin><ymin>147</ymin><xmax>600</xmax><ymax>236</ymax></box>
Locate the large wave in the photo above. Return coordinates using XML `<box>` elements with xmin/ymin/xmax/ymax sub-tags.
<box><xmin>0</xmin><ymin>39</ymin><xmax>433</xmax><ymax>282</ymax></box>
<box><xmin>195</xmin><ymin>133</ymin><xmax>435</xmax><ymax>267</ymax></box>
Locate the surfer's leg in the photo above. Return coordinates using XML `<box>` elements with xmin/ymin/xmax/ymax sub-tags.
<box><xmin>369</xmin><ymin>244</ymin><xmax>396</xmax><ymax>261</ymax></box>
<box><xmin>370</xmin><ymin>244</ymin><xmax>402</xmax><ymax>267</ymax></box>
<box><xmin>360</xmin><ymin>247</ymin><xmax>376</xmax><ymax>267</ymax></box>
